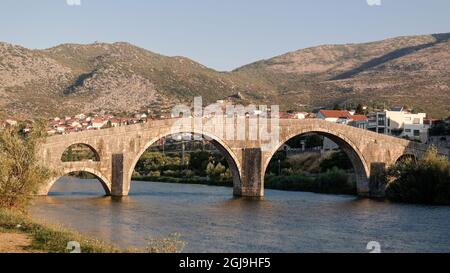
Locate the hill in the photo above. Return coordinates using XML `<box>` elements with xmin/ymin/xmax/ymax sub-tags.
<box><xmin>1</xmin><ymin>33</ymin><xmax>449</xmax><ymax>118</ymax></box>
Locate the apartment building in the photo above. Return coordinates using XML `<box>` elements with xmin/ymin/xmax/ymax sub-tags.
<box><xmin>367</xmin><ymin>107</ymin><xmax>428</xmax><ymax>142</ymax></box>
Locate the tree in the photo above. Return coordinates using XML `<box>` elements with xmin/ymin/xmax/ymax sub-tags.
<box><xmin>333</xmin><ymin>104</ymin><xmax>342</xmax><ymax>110</ymax></box>
<box><xmin>0</xmin><ymin>122</ymin><xmax>51</xmax><ymax>209</ymax></box>
<box><xmin>385</xmin><ymin>147</ymin><xmax>450</xmax><ymax>205</ymax></box>
<box><xmin>355</xmin><ymin>104</ymin><xmax>365</xmax><ymax>115</ymax></box>
<box><xmin>189</xmin><ymin>151</ymin><xmax>211</xmax><ymax>176</ymax></box>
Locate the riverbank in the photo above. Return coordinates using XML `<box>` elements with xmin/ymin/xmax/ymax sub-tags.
<box><xmin>132</xmin><ymin>168</ymin><xmax>357</xmax><ymax>196</ymax></box>
<box><xmin>0</xmin><ymin>208</ymin><xmax>118</xmax><ymax>253</ymax></box>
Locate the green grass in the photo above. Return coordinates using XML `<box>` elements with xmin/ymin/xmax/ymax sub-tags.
<box><xmin>0</xmin><ymin>208</ymin><xmax>118</xmax><ymax>253</ymax></box>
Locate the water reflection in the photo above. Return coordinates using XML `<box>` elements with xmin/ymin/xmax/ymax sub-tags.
<box><xmin>29</xmin><ymin>177</ymin><xmax>450</xmax><ymax>253</ymax></box>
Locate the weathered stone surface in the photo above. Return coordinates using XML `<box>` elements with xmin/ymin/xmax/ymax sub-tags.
<box><xmin>37</xmin><ymin>118</ymin><xmax>448</xmax><ymax>197</ymax></box>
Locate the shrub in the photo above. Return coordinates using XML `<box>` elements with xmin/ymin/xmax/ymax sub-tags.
<box><xmin>316</xmin><ymin>167</ymin><xmax>353</xmax><ymax>194</ymax></box>
<box><xmin>385</xmin><ymin>147</ymin><xmax>450</xmax><ymax>205</ymax></box>
<box><xmin>147</xmin><ymin>170</ymin><xmax>161</xmax><ymax>177</ymax></box>
<box><xmin>181</xmin><ymin>169</ymin><xmax>194</xmax><ymax>178</ymax></box>
<box><xmin>0</xmin><ymin>123</ymin><xmax>51</xmax><ymax>209</ymax></box>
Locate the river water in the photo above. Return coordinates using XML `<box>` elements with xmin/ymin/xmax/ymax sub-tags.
<box><xmin>29</xmin><ymin>177</ymin><xmax>450</xmax><ymax>253</ymax></box>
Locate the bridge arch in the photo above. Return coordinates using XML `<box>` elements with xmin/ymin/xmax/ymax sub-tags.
<box><xmin>396</xmin><ymin>153</ymin><xmax>417</xmax><ymax>164</ymax></box>
<box><xmin>61</xmin><ymin>143</ymin><xmax>101</xmax><ymax>162</ymax></box>
<box><xmin>127</xmin><ymin>130</ymin><xmax>242</xmax><ymax>194</ymax></box>
<box><xmin>263</xmin><ymin>128</ymin><xmax>371</xmax><ymax>194</ymax></box>
<box><xmin>41</xmin><ymin>168</ymin><xmax>112</xmax><ymax>196</ymax></box>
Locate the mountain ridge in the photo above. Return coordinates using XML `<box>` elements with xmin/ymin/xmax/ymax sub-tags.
<box><xmin>1</xmin><ymin>32</ymin><xmax>449</xmax><ymax>118</ymax></box>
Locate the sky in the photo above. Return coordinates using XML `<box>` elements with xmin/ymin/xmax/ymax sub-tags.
<box><xmin>0</xmin><ymin>0</ymin><xmax>449</xmax><ymax>71</ymax></box>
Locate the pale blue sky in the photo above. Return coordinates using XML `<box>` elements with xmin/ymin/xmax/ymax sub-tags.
<box><xmin>1</xmin><ymin>0</ymin><xmax>449</xmax><ymax>71</ymax></box>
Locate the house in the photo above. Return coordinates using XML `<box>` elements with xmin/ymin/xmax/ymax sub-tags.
<box><xmin>293</xmin><ymin>112</ymin><xmax>309</xmax><ymax>119</ymax></box>
<box><xmin>56</xmin><ymin>125</ymin><xmax>67</xmax><ymax>134</ymax></box>
<box><xmin>109</xmin><ymin>118</ymin><xmax>121</xmax><ymax>127</ymax></box>
<box><xmin>349</xmin><ymin>115</ymin><xmax>369</xmax><ymax>129</ymax></box>
<box><xmin>75</xmin><ymin>114</ymin><xmax>86</xmax><ymax>120</ymax></box>
<box><xmin>317</xmin><ymin>110</ymin><xmax>369</xmax><ymax>150</ymax></box>
<box><xmin>367</xmin><ymin>107</ymin><xmax>428</xmax><ymax>142</ymax></box>
<box><xmin>90</xmin><ymin>118</ymin><xmax>107</xmax><ymax>129</ymax></box>
<box><xmin>317</xmin><ymin>110</ymin><xmax>353</xmax><ymax>123</ymax></box>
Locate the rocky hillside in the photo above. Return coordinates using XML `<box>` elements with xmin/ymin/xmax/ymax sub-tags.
<box><xmin>1</xmin><ymin>33</ymin><xmax>449</xmax><ymax>118</ymax></box>
<box><xmin>235</xmin><ymin>33</ymin><xmax>450</xmax><ymax>117</ymax></box>
<box><xmin>0</xmin><ymin>42</ymin><xmax>271</xmax><ymax>117</ymax></box>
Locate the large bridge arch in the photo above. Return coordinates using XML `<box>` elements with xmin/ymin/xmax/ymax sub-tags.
<box><xmin>39</xmin><ymin>167</ymin><xmax>112</xmax><ymax>196</ymax></box>
<box><xmin>262</xmin><ymin>127</ymin><xmax>371</xmax><ymax>195</ymax></box>
<box><xmin>126</xmin><ymin>129</ymin><xmax>243</xmax><ymax>195</ymax></box>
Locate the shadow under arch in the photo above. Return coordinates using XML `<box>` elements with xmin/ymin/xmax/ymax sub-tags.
<box><xmin>43</xmin><ymin>168</ymin><xmax>112</xmax><ymax>196</ymax></box>
<box><xmin>263</xmin><ymin>129</ymin><xmax>370</xmax><ymax>194</ymax></box>
<box><xmin>396</xmin><ymin>153</ymin><xmax>418</xmax><ymax>164</ymax></box>
<box><xmin>61</xmin><ymin>143</ymin><xmax>101</xmax><ymax>162</ymax></box>
<box><xmin>128</xmin><ymin>130</ymin><xmax>242</xmax><ymax>194</ymax></box>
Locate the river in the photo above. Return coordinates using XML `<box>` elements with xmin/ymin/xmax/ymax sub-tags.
<box><xmin>29</xmin><ymin>177</ymin><xmax>450</xmax><ymax>253</ymax></box>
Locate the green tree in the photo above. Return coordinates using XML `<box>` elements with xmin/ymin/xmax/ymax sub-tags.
<box><xmin>355</xmin><ymin>104</ymin><xmax>365</xmax><ymax>115</ymax></box>
<box><xmin>189</xmin><ymin>151</ymin><xmax>211</xmax><ymax>176</ymax></box>
<box><xmin>0</xmin><ymin>122</ymin><xmax>51</xmax><ymax>209</ymax></box>
<box><xmin>385</xmin><ymin>147</ymin><xmax>450</xmax><ymax>205</ymax></box>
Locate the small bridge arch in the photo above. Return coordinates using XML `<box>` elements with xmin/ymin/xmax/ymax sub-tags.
<box><xmin>39</xmin><ymin>167</ymin><xmax>112</xmax><ymax>196</ymax></box>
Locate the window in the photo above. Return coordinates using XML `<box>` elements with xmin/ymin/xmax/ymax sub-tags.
<box><xmin>414</xmin><ymin>130</ymin><xmax>420</xmax><ymax>136</ymax></box>
<box><xmin>405</xmin><ymin>129</ymin><xmax>411</xmax><ymax>133</ymax></box>
<box><xmin>387</xmin><ymin>118</ymin><xmax>391</xmax><ymax>127</ymax></box>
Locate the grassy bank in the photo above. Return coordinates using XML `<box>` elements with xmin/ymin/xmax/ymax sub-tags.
<box><xmin>0</xmin><ymin>208</ymin><xmax>118</xmax><ymax>253</ymax></box>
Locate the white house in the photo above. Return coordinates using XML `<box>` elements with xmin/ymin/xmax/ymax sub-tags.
<box><xmin>367</xmin><ymin>107</ymin><xmax>428</xmax><ymax>142</ymax></box>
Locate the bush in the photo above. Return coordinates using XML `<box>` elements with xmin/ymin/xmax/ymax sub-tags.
<box><xmin>181</xmin><ymin>169</ymin><xmax>194</xmax><ymax>178</ymax></box>
<box><xmin>265</xmin><ymin>167</ymin><xmax>355</xmax><ymax>195</ymax></box>
<box><xmin>316</xmin><ymin>167</ymin><xmax>353</xmax><ymax>194</ymax></box>
<box><xmin>0</xmin><ymin>123</ymin><xmax>51</xmax><ymax>209</ymax></box>
<box><xmin>147</xmin><ymin>170</ymin><xmax>161</xmax><ymax>177</ymax></box>
<box><xmin>385</xmin><ymin>147</ymin><xmax>450</xmax><ymax>205</ymax></box>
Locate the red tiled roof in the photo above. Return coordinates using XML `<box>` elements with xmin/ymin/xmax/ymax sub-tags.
<box><xmin>351</xmin><ymin>115</ymin><xmax>368</xmax><ymax>121</ymax></box>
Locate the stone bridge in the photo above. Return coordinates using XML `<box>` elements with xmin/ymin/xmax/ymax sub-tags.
<box><xmin>37</xmin><ymin>118</ymin><xmax>445</xmax><ymax>198</ymax></box>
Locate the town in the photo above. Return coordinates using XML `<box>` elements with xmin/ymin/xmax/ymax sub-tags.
<box><xmin>1</xmin><ymin>104</ymin><xmax>449</xmax><ymax>149</ymax></box>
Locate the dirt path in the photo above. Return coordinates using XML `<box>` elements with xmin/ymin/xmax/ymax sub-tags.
<box><xmin>0</xmin><ymin>232</ymin><xmax>43</xmax><ymax>253</ymax></box>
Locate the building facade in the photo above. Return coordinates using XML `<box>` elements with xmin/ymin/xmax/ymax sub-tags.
<box><xmin>367</xmin><ymin>107</ymin><xmax>428</xmax><ymax>143</ymax></box>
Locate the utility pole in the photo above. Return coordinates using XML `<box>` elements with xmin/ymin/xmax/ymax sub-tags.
<box><xmin>181</xmin><ymin>141</ymin><xmax>185</xmax><ymax>166</ymax></box>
